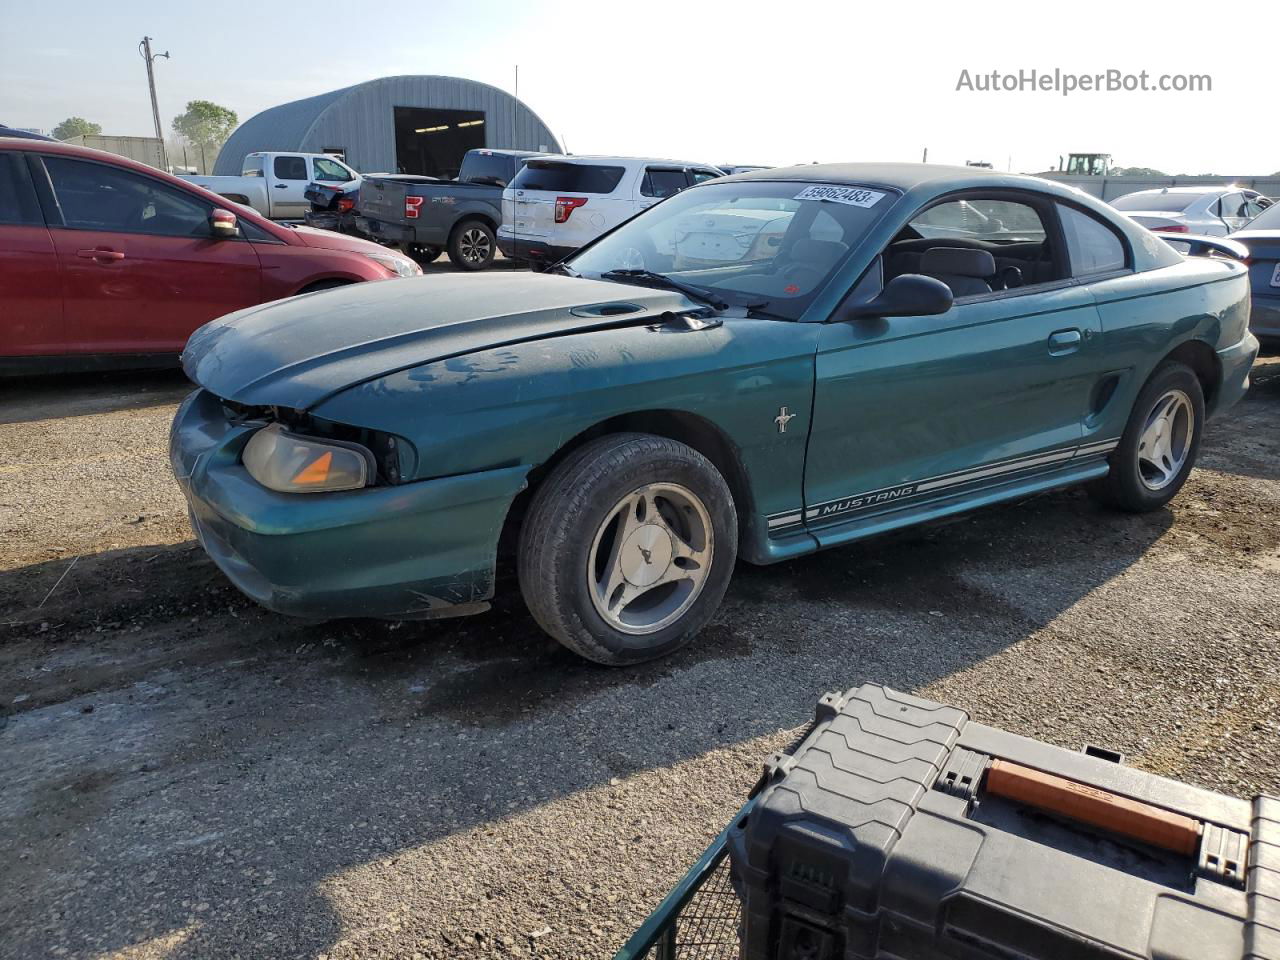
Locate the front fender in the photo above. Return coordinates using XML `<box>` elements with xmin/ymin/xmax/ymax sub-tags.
<box><xmin>311</xmin><ymin>318</ymin><xmax>820</xmax><ymax>558</ymax></box>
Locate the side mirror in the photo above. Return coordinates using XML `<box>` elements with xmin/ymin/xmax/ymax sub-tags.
<box><xmin>210</xmin><ymin>208</ymin><xmax>239</xmax><ymax>238</ymax></box>
<box><xmin>844</xmin><ymin>274</ymin><xmax>954</xmax><ymax>320</ymax></box>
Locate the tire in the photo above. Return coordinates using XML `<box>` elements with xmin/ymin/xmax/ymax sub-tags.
<box><xmin>406</xmin><ymin>243</ymin><xmax>441</xmax><ymax>264</ymax></box>
<box><xmin>518</xmin><ymin>433</ymin><xmax>738</xmax><ymax>665</ymax></box>
<box><xmin>1087</xmin><ymin>361</ymin><xmax>1205</xmax><ymax>512</ymax></box>
<box><xmin>447</xmin><ymin>219</ymin><xmax>496</xmax><ymax>271</ymax></box>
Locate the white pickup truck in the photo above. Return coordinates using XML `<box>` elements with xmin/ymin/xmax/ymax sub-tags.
<box><xmin>183</xmin><ymin>152</ymin><xmax>360</xmax><ymax>221</ymax></box>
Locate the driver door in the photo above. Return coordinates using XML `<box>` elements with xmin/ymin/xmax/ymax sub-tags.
<box><xmin>39</xmin><ymin>154</ymin><xmax>262</xmax><ymax>355</ymax></box>
<box><xmin>803</xmin><ymin>195</ymin><xmax>1104</xmax><ymax>541</ymax></box>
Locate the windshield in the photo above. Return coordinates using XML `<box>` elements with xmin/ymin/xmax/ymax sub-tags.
<box><xmin>1111</xmin><ymin>192</ymin><xmax>1197</xmax><ymax>213</ymax></box>
<box><xmin>567</xmin><ymin>180</ymin><xmax>895</xmax><ymax>320</ymax></box>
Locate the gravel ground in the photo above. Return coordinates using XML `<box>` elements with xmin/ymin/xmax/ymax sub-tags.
<box><xmin>1</xmin><ymin>354</ymin><xmax>1278</xmax><ymax>960</ymax></box>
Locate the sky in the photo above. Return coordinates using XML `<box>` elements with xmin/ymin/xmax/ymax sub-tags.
<box><xmin>2</xmin><ymin>0</ymin><xmax>1276</xmax><ymax>176</ymax></box>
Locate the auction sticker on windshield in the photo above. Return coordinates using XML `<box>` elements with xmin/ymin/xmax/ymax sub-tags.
<box><xmin>794</xmin><ymin>184</ymin><xmax>886</xmax><ymax>207</ymax></box>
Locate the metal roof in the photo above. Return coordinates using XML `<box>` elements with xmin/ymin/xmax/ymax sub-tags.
<box><xmin>213</xmin><ymin>75</ymin><xmax>560</xmax><ymax>175</ymax></box>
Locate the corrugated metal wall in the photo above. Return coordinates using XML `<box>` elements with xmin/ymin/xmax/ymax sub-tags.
<box><xmin>213</xmin><ymin>76</ymin><xmax>559</xmax><ymax>175</ymax></box>
<box><xmin>1042</xmin><ymin>173</ymin><xmax>1280</xmax><ymax>201</ymax></box>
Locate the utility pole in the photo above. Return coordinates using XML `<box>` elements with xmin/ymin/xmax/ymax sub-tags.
<box><xmin>922</xmin><ymin>147</ymin><xmax>928</xmax><ymax>163</ymax></box>
<box><xmin>140</xmin><ymin>37</ymin><xmax>170</xmax><ymax>170</ymax></box>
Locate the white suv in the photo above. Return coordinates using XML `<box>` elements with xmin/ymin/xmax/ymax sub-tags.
<box><xmin>498</xmin><ymin>156</ymin><xmax>723</xmax><ymax>266</ymax></box>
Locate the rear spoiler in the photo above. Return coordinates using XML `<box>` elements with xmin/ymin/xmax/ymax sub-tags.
<box><xmin>1165</xmin><ymin>234</ymin><xmax>1249</xmax><ymax>262</ymax></box>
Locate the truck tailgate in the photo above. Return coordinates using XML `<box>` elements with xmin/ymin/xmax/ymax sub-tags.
<box><xmin>359</xmin><ymin>177</ymin><xmax>411</xmax><ymax>223</ymax></box>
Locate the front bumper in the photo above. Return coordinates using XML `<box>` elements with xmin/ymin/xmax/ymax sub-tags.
<box><xmin>169</xmin><ymin>389</ymin><xmax>530</xmax><ymax>620</ymax></box>
<box><xmin>1250</xmin><ymin>291</ymin><xmax>1280</xmax><ymax>343</ymax></box>
<box><xmin>1211</xmin><ymin>331</ymin><xmax>1261</xmax><ymax>416</ymax></box>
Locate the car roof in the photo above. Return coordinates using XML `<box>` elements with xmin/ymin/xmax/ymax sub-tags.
<box><xmin>1121</xmin><ymin>186</ymin><xmax>1243</xmax><ymax>196</ymax></box>
<box><xmin>719</xmin><ymin>161</ymin><xmax>1073</xmax><ymax>193</ymax></box>
<box><xmin>527</xmin><ymin>154</ymin><xmax>723</xmax><ymax>169</ymax></box>
<box><xmin>0</xmin><ymin>127</ymin><xmax>56</xmax><ymax>142</ymax></box>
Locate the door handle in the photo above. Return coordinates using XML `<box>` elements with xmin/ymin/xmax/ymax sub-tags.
<box><xmin>1048</xmin><ymin>329</ymin><xmax>1082</xmax><ymax>355</ymax></box>
<box><xmin>77</xmin><ymin>248</ymin><xmax>125</xmax><ymax>262</ymax></box>
<box><xmin>274</xmin><ymin>184</ymin><xmax>289</xmax><ymax>189</ymax></box>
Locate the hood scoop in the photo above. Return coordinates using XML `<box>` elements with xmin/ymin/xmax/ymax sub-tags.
<box><xmin>569</xmin><ymin>302</ymin><xmax>644</xmax><ymax>318</ymax></box>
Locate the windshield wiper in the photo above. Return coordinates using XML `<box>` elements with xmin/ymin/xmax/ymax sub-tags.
<box><xmin>600</xmin><ymin>269</ymin><xmax>730</xmax><ymax>312</ymax></box>
<box><xmin>545</xmin><ymin>261</ymin><xmax>578</xmax><ymax>277</ymax></box>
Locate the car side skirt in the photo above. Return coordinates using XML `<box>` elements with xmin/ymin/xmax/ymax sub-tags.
<box><xmin>753</xmin><ymin>446</ymin><xmax>1115</xmax><ymax>562</ymax></box>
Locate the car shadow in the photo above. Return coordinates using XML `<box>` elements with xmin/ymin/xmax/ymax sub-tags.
<box><xmin>0</xmin><ymin>367</ymin><xmax>192</xmax><ymax>425</ymax></box>
<box><xmin>0</xmin><ymin>483</ymin><xmax>1176</xmax><ymax>958</ymax></box>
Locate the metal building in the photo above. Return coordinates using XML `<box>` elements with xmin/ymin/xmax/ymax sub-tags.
<box><xmin>212</xmin><ymin>75</ymin><xmax>560</xmax><ymax>177</ymax></box>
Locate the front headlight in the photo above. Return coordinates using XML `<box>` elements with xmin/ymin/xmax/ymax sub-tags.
<box><xmin>242</xmin><ymin>423</ymin><xmax>373</xmax><ymax>493</ymax></box>
<box><xmin>363</xmin><ymin>251</ymin><xmax>422</xmax><ymax>278</ymax></box>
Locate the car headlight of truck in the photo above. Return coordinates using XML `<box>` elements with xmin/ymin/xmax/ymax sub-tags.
<box><xmin>363</xmin><ymin>251</ymin><xmax>422</xmax><ymax>278</ymax></box>
<box><xmin>242</xmin><ymin>423</ymin><xmax>374</xmax><ymax>493</ymax></box>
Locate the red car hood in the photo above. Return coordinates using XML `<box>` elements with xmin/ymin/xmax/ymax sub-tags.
<box><xmin>288</xmin><ymin>224</ymin><xmax>389</xmax><ymax>255</ymax></box>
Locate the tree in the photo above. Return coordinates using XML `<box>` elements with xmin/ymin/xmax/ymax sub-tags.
<box><xmin>1110</xmin><ymin>166</ymin><xmax>1168</xmax><ymax>177</ymax></box>
<box><xmin>171</xmin><ymin>100</ymin><xmax>238</xmax><ymax>171</ymax></box>
<box><xmin>52</xmin><ymin>117</ymin><xmax>101</xmax><ymax>141</ymax></box>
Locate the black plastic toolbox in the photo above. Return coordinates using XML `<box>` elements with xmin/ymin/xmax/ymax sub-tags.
<box><xmin>727</xmin><ymin>684</ymin><xmax>1279</xmax><ymax>959</ymax></box>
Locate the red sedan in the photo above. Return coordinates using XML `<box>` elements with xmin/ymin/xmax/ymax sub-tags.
<box><xmin>0</xmin><ymin>137</ymin><xmax>420</xmax><ymax>373</ymax></box>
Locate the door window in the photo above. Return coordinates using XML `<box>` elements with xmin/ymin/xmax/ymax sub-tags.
<box><xmin>641</xmin><ymin>168</ymin><xmax>691</xmax><ymax>199</ymax></box>
<box><xmin>1217</xmin><ymin>192</ymin><xmax>1245</xmax><ymax>219</ymax></box>
<box><xmin>0</xmin><ymin>153</ymin><xmax>42</xmax><ymax>224</ymax></box>
<box><xmin>909</xmin><ymin>198</ymin><xmax>1047</xmax><ymax>242</ymax></box>
<box><xmin>273</xmin><ymin>155</ymin><xmax>308</xmax><ymax>181</ymax></box>
<box><xmin>43</xmin><ymin>156</ymin><xmax>214</xmax><ymax>237</ymax></box>
<box><xmin>312</xmin><ymin>157</ymin><xmax>352</xmax><ymax>182</ymax></box>
<box><xmin>895</xmin><ymin>197</ymin><xmax>1058</xmax><ymax>297</ymax></box>
<box><xmin>1057</xmin><ymin>204</ymin><xmax>1128</xmax><ymax>276</ymax></box>
<box><xmin>689</xmin><ymin>169</ymin><xmax>721</xmax><ymax>184</ymax></box>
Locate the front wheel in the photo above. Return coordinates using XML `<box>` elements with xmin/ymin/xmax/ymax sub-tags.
<box><xmin>1088</xmin><ymin>360</ymin><xmax>1204</xmax><ymax>512</ymax></box>
<box><xmin>447</xmin><ymin>219</ymin><xmax>496</xmax><ymax>271</ymax></box>
<box><xmin>518</xmin><ymin>434</ymin><xmax>738</xmax><ymax>665</ymax></box>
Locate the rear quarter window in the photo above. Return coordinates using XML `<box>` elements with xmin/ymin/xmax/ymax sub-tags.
<box><xmin>510</xmin><ymin>162</ymin><xmax>626</xmax><ymax>195</ymax></box>
<box><xmin>1058</xmin><ymin>204</ymin><xmax>1128</xmax><ymax>276</ymax></box>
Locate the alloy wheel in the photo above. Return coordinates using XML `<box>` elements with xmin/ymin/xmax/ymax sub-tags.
<box><xmin>586</xmin><ymin>482</ymin><xmax>713</xmax><ymax>635</ymax></box>
<box><xmin>460</xmin><ymin>228</ymin><xmax>491</xmax><ymax>264</ymax></box>
<box><xmin>1137</xmin><ymin>388</ymin><xmax>1194</xmax><ymax>490</ymax></box>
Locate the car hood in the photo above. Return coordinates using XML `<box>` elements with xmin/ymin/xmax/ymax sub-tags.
<box><xmin>182</xmin><ymin>272</ymin><xmax>690</xmax><ymax>409</ymax></box>
<box><xmin>287</xmin><ymin>224</ymin><xmax>387</xmax><ymax>254</ymax></box>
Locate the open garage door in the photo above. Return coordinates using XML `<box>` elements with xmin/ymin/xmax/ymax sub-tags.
<box><xmin>393</xmin><ymin>107</ymin><xmax>486</xmax><ymax>177</ymax></box>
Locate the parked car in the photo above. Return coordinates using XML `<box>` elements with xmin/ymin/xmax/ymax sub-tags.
<box><xmin>0</xmin><ymin>124</ymin><xmax>55</xmax><ymax>141</ymax></box>
<box><xmin>498</xmin><ymin>156</ymin><xmax>725</xmax><ymax>267</ymax></box>
<box><xmin>358</xmin><ymin>148</ymin><xmax>541</xmax><ymax>270</ymax></box>
<box><xmin>1110</xmin><ymin>186</ymin><xmax>1271</xmax><ymax>236</ymax></box>
<box><xmin>1229</xmin><ymin>201</ymin><xmax>1280</xmax><ymax>344</ymax></box>
<box><xmin>184</xmin><ymin>152</ymin><xmax>360</xmax><ymax>221</ymax></box>
<box><xmin>172</xmin><ymin>163</ymin><xmax>1257</xmax><ymax>665</ymax></box>
<box><xmin>0</xmin><ymin>137</ymin><xmax>420</xmax><ymax>372</ymax></box>
<box><xmin>302</xmin><ymin>180</ymin><xmax>375</xmax><ymax>242</ymax></box>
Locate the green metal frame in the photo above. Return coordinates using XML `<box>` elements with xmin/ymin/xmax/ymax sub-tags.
<box><xmin>612</xmin><ymin>797</ymin><xmax>755</xmax><ymax>960</ymax></box>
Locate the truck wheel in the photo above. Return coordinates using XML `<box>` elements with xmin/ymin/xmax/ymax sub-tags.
<box><xmin>406</xmin><ymin>244</ymin><xmax>441</xmax><ymax>264</ymax></box>
<box><xmin>448</xmin><ymin>219</ymin><xmax>496</xmax><ymax>271</ymax></box>
<box><xmin>1087</xmin><ymin>361</ymin><xmax>1204</xmax><ymax>512</ymax></box>
<box><xmin>518</xmin><ymin>433</ymin><xmax>737</xmax><ymax>665</ymax></box>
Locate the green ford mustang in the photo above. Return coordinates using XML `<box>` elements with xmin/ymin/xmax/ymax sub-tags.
<box><xmin>171</xmin><ymin>163</ymin><xmax>1259</xmax><ymax>664</ymax></box>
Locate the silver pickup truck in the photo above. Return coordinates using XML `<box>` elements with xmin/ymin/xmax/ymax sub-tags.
<box><xmin>357</xmin><ymin>148</ymin><xmax>541</xmax><ymax>270</ymax></box>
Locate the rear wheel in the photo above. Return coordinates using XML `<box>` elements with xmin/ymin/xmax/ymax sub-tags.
<box><xmin>1087</xmin><ymin>361</ymin><xmax>1204</xmax><ymax>512</ymax></box>
<box><xmin>448</xmin><ymin>219</ymin><xmax>496</xmax><ymax>271</ymax></box>
<box><xmin>518</xmin><ymin>434</ymin><xmax>737</xmax><ymax>665</ymax></box>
